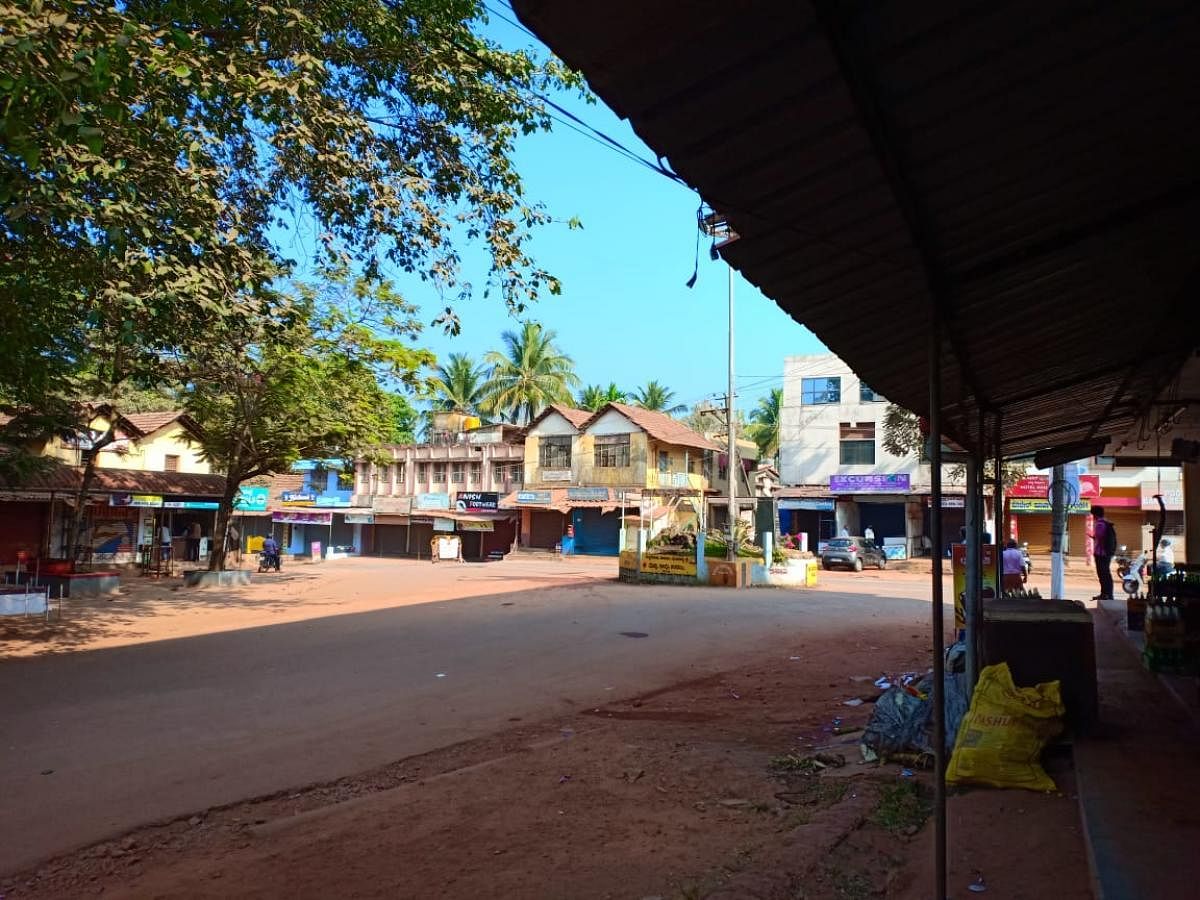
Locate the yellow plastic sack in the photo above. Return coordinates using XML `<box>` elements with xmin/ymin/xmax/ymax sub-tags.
<box><xmin>946</xmin><ymin>662</ymin><xmax>1064</xmax><ymax>792</ymax></box>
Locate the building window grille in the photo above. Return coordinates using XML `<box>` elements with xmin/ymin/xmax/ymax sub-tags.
<box><xmin>839</xmin><ymin>422</ymin><xmax>876</xmax><ymax>465</ymax></box>
<box><xmin>539</xmin><ymin>435</ymin><xmax>571</xmax><ymax>469</ymax></box>
<box><xmin>594</xmin><ymin>434</ymin><xmax>630</xmax><ymax>467</ymax></box>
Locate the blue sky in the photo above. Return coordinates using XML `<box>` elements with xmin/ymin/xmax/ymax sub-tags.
<box><xmin>282</xmin><ymin>8</ymin><xmax>827</xmax><ymax>414</ymax></box>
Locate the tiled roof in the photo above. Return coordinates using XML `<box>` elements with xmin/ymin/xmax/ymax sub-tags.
<box><xmin>0</xmin><ymin>462</ymin><xmax>227</xmax><ymax>497</ymax></box>
<box><xmin>243</xmin><ymin>472</ymin><xmax>306</xmax><ymax>500</ymax></box>
<box><xmin>585</xmin><ymin>403</ymin><xmax>721</xmax><ymax>452</ymax></box>
<box><xmin>526</xmin><ymin>403</ymin><xmax>593</xmax><ymax>432</ymax></box>
<box><xmin>120</xmin><ymin>411</ymin><xmax>186</xmax><ymax>435</ymax></box>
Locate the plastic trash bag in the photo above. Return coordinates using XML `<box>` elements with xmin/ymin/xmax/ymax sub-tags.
<box><xmin>946</xmin><ymin>662</ymin><xmax>1064</xmax><ymax>792</ymax></box>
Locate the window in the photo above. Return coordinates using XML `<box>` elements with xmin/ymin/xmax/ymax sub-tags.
<box><xmin>687</xmin><ymin>454</ymin><xmax>696</xmax><ymax>474</ymax></box>
<box><xmin>839</xmin><ymin>422</ymin><xmax>876</xmax><ymax>465</ymax></box>
<box><xmin>164</xmin><ymin>454</ymin><xmax>180</xmax><ymax>472</ymax></box>
<box><xmin>801</xmin><ymin>376</ymin><xmax>841</xmax><ymax>405</ymax></box>
<box><xmin>508</xmin><ymin>463</ymin><xmax>523</xmax><ymax>484</ymax></box>
<box><xmin>469</xmin><ymin>462</ymin><xmax>482</xmax><ymax>484</ymax></box>
<box><xmin>658</xmin><ymin>450</ymin><xmax>669</xmax><ymax>473</ymax></box>
<box><xmin>417</xmin><ymin>462</ymin><xmax>430</xmax><ymax>483</ymax></box>
<box><xmin>859</xmin><ymin>383</ymin><xmax>885</xmax><ymax>403</ymax></box>
<box><xmin>395</xmin><ymin>463</ymin><xmax>406</xmax><ymax>485</ymax></box>
<box><xmin>594</xmin><ymin>433</ymin><xmax>630</xmax><ymax>467</ymax></box>
<box><xmin>432</xmin><ymin>462</ymin><xmax>446</xmax><ymax>483</ymax></box>
<box><xmin>451</xmin><ymin>462</ymin><xmax>465</xmax><ymax>483</ymax></box>
<box><xmin>539</xmin><ymin>435</ymin><xmax>571</xmax><ymax>469</ymax></box>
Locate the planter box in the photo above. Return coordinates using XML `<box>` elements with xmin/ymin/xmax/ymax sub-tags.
<box><xmin>183</xmin><ymin>569</ymin><xmax>253</xmax><ymax>588</ymax></box>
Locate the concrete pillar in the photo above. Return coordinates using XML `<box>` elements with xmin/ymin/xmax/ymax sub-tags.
<box><xmin>1185</xmin><ymin>462</ymin><xmax>1200</xmax><ymax>564</ymax></box>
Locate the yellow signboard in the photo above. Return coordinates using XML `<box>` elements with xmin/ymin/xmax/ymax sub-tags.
<box><xmin>641</xmin><ymin>554</ymin><xmax>697</xmax><ymax>576</ymax></box>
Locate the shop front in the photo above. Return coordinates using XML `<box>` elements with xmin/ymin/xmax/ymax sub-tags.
<box><xmin>830</xmin><ymin>474</ymin><xmax>911</xmax><ymax>550</ymax></box>
<box><xmin>272</xmin><ymin>509</ymin><xmax>333</xmax><ymax>557</ymax></box>
<box><xmin>778</xmin><ymin>497</ymin><xmax>835</xmax><ymax>553</ymax></box>
<box><xmin>923</xmin><ymin>495</ymin><xmax>967</xmax><ymax>558</ymax></box>
<box><xmin>1006</xmin><ymin>474</ymin><xmax>1099</xmax><ymax>557</ymax></box>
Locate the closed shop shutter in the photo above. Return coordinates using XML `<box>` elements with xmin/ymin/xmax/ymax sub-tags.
<box><xmin>572</xmin><ymin>508</ymin><xmax>620</xmax><ymax>556</ymax></box>
<box><xmin>1017</xmin><ymin>513</ymin><xmax>1052</xmax><ymax>555</ymax></box>
<box><xmin>329</xmin><ymin>521</ymin><xmax>355</xmax><ymax>549</ymax></box>
<box><xmin>529</xmin><ymin>511</ymin><xmax>564</xmax><ymax>549</ymax></box>
<box><xmin>1067</xmin><ymin>515</ymin><xmax>1089</xmax><ymax>558</ymax></box>
<box><xmin>481</xmin><ymin>518</ymin><xmax>516</xmax><ymax>557</ymax></box>
<box><xmin>0</xmin><ymin>501</ymin><xmax>48</xmax><ymax>563</ymax></box>
<box><xmin>1105</xmin><ymin>509</ymin><xmax>1144</xmax><ymax>554</ymax></box>
<box><xmin>409</xmin><ymin>523</ymin><xmax>434</xmax><ymax>558</ymax></box>
<box><xmin>377</xmin><ymin>524</ymin><xmax>408</xmax><ymax>556</ymax></box>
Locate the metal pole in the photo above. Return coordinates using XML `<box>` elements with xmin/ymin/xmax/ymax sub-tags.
<box><xmin>993</xmin><ymin>413</ymin><xmax>1004</xmax><ymax>598</ymax></box>
<box><xmin>727</xmin><ymin>263</ymin><xmax>738</xmax><ymax>561</ymax></box>
<box><xmin>1050</xmin><ymin>465</ymin><xmax>1066</xmax><ymax>598</ymax></box>
<box><xmin>964</xmin><ymin>456</ymin><xmax>979</xmax><ymax>689</ymax></box>
<box><xmin>928</xmin><ymin>321</ymin><xmax>947</xmax><ymax>900</ymax></box>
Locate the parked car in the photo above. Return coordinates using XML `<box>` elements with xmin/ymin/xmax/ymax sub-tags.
<box><xmin>822</xmin><ymin>537</ymin><xmax>886</xmax><ymax>571</ymax></box>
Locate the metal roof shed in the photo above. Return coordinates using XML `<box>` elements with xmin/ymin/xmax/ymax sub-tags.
<box><xmin>512</xmin><ymin>0</ymin><xmax>1200</xmax><ymax>457</ymax></box>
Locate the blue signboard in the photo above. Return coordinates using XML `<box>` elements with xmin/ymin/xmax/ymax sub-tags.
<box><xmin>314</xmin><ymin>496</ymin><xmax>352</xmax><ymax>508</ymax></box>
<box><xmin>233</xmin><ymin>486</ymin><xmax>269</xmax><ymax>512</ymax></box>
<box><xmin>163</xmin><ymin>500</ymin><xmax>220</xmax><ymax>510</ymax></box>
<box><xmin>281</xmin><ymin>490</ymin><xmax>317</xmax><ymax>504</ymax></box>
<box><xmin>778</xmin><ymin>498</ymin><xmax>835</xmax><ymax>511</ymax></box>
<box><xmin>517</xmin><ymin>491</ymin><xmax>552</xmax><ymax>505</ymax></box>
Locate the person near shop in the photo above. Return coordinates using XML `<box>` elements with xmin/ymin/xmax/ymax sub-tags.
<box><xmin>864</xmin><ymin>525</ymin><xmax>875</xmax><ymax>542</ymax></box>
<box><xmin>187</xmin><ymin>520</ymin><xmax>202</xmax><ymax>561</ymax></box>
<box><xmin>1091</xmin><ymin>506</ymin><xmax>1117</xmax><ymax>601</ymax></box>
<box><xmin>159</xmin><ymin>523</ymin><xmax>172</xmax><ymax>561</ymax></box>
<box><xmin>1002</xmin><ymin>539</ymin><xmax>1025</xmax><ymax>593</ymax></box>
<box><xmin>1155</xmin><ymin>537</ymin><xmax>1175</xmax><ymax>578</ymax></box>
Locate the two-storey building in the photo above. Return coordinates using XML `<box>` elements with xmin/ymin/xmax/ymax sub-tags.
<box><xmin>352</xmin><ymin>416</ymin><xmax>525</xmax><ymax>560</ymax></box>
<box><xmin>507</xmin><ymin>402</ymin><xmax>720</xmax><ymax>554</ymax></box>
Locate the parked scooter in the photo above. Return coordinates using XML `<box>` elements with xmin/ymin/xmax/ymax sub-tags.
<box><xmin>1020</xmin><ymin>542</ymin><xmax>1033</xmax><ymax>577</ymax></box>
<box><xmin>1121</xmin><ymin>551</ymin><xmax>1149</xmax><ymax>596</ymax></box>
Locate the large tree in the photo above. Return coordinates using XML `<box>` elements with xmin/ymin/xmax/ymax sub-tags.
<box><xmin>745</xmin><ymin>388</ymin><xmax>782</xmax><ymax>461</ymax></box>
<box><xmin>631</xmin><ymin>380</ymin><xmax>685</xmax><ymax>416</ymax></box>
<box><xmin>185</xmin><ymin>268</ymin><xmax>432</xmax><ymax>571</ymax></box>
<box><xmin>1</xmin><ymin>0</ymin><xmax>578</xmax><ymax>464</ymax></box>
<box><xmin>577</xmin><ymin>382</ymin><xmax>626</xmax><ymax>412</ymax></box>
<box><xmin>483</xmin><ymin>322</ymin><xmax>579</xmax><ymax>423</ymax></box>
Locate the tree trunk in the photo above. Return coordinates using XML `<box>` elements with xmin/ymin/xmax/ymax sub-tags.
<box><xmin>208</xmin><ymin>475</ymin><xmax>243</xmax><ymax>572</ymax></box>
<box><xmin>67</xmin><ymin>424</ymin><xmax>116</xmax><ymax>569</ymax></box>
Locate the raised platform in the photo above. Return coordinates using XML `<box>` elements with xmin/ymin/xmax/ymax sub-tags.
<box><xmin>38</xmin><ymin>571</ymin><xmax>121</xmax><ymax>598</ymax></box>
<box><xmin>183</xmin><ymin>569</ymin><xmax>253</xmax><ymax>588</ymax></box>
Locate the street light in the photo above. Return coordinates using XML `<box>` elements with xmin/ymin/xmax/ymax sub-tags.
<box><xmin>699</xmin><ymin>207</ymin><xmax>740</xmax><ymax>560</ymax></box>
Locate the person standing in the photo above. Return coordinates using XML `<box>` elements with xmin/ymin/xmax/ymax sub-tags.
<box><xmin>227</xmin><ymin>522</ymin><xmax>241</xmax><ymax>564</ymax></box>
<box><xmin>1091</xmin><ymin>506</ymin><xmax>1117</xmax><ymax>601</ymax></box>
<box><xmin>1001</xmin><ymin>539</ymin><xmax>1026</xmax><ymax>593</ymax></box>
<box><xmin>864</xmin><ymin>525</ymin><xmax>875</xmax><ymax>542</ymax></box>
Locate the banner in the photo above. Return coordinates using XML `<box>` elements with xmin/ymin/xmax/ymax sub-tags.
<box><xmin>640</xmin><ymin>554</ymin><xmax>697</xmax><ymax>576</ymax></box>
<box><xmin>233</xmin><ymin>486</ymin><xmax>269</xmax><ymax>512</ymax></box>
<box><xmin>458</xmin><ymin>519</ymin><xmax>494</xmax><ymax>531</ymax></box>
<box><xmin>455</xmin><ymin>491</ymin><xmax>499</xmax><ymax>511</ymax></box>
<box><xmin>952</xmin><ymin>543</ymin><xmax>997</xmax><ymax>632</ymax></box>
<box><xmin>109</xmin><ymin>493</ymin><xmax>162</xmax><ymax>508</ymax></box>
<box><xmin>829</xmin><ymin>474</ymin><xmax>910</xmax><ymax>493</ymax></box>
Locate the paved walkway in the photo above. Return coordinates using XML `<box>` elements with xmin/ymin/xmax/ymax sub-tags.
<box><xmin>1074</xmin><ymin>598</ymin><xmax>1200</xmax><ymax>900</ymax></box>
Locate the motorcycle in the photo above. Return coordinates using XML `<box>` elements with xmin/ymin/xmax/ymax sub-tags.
<box><xmin>1020</xmin><ymin>542</ymin><xmax>1033</xmax><ymax>577</ymax></box>
<box><xmin>258</xmin><ymin>550</ymin><xmax>282</xmax><ymax>573</ymax></box>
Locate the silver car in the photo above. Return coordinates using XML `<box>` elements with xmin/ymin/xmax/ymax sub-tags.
<box><xmin>821</xmin><ymin>537</ymin><xmax>887</xmax><ymax>572</ymax></box>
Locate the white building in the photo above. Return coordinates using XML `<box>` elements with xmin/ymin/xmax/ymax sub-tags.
<box><xmin>778</xmin><ymin>353</ymin><xmax>954</xmax><ymax>556</ymax></box>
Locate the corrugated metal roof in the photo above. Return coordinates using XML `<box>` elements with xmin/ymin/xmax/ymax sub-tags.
<box><xmin>513</xmin><ymin>0</ymin><xmax>1200</xmax><ymax>457</ymax></box>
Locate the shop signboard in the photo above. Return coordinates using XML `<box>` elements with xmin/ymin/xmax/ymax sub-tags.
<box><xmin>1010</xmin><ymin>473</ymin><xmax>1099</xmax><ymax>500</ymax></box>
<box><xmin>640</xmin><ymin>554</ymin><xmax>697</xmax><ymax>577</ymax></box>
<box><xmin>233</xmin><ymin>486</ymin><xmax>269</xmax><ymax>512</ymax></box>
<box><xmin>925</xmin><ymin>495</ymin><xmax>966</xmax><ymax>508</ymax></box>
<box><xmin>829</xmin><ymin>474</ymin><xmax>910</xmax><ymax>493</ymax></box>
<box><xmin>778</xmin><ymin>498</ymin><xmax>834</xmax><ymax>511</ymax></box>
<box><xmin>1009</xmin><ymin>498</ymin><xmax>1091</xmax><ymax>514</ymax></box>
<box><xmin>882</xmin><ymin>544</ymin><xmax>908</xmax><ymax>560</ymax></box>
<box><xmin>1141</xmin><ymin>481</ymin><xmax>1183</xmax><ymax>511</ymax></box>
<box><xmin>281</xmin><ymin>490</ymin><xmax>317</xmax><ymax>506</ymax></box>
<box><xmin>410</xmin><ymin>516</ymin><xmax>434</xmax><ymax>525</ymax></box>
<box><xmin>432</xmin><ymin>517</ymin><xmax>456</xmax><ymax>532</ymax></box>
<box><xmin>458</xmin><ymin>519</ymin><xmax>494</xmax><ymax>532</ymax></box>
<box><xmin>952</xmin><ymin>543</ymin><xmax>997</xmax><ymax>633</ymax></box>
<box><xmin>109</xmin><ymin>493</ymin><xmax>163</xmax><ymax>508</ymax></box>
<box><xmin>415</xmin><ymin>492</ymin><xmax>451</xmax><ymax>510</ymax></box>
<box><xmin>343</xmin><ymin>513</ymin><xmax>374</xmax><ymax>524</ymax></box>
<box><xmin>566</xmin><ymin>487</ymin><xmax>609</xmax><ymax>502</ymax></box>
<box><xmin>373</xmin><ymin>496</ymin><xmax>413</xmax><ymax>515</ymax></box>
<box><xmin>542</xmin><ymin>469</ymin><xmax>572</xmax><ymax>482</ymax></box>
<box><xmin>455</xmin><ymin>491</ymin><xmax>500</xmax><ymax>511</ymax></box>
<box><xmin>163</xmin><ymin>500</ymin><xmax>220</xmax><ymax>510</ymax></box>
<box><xmin>314</xmin><ymin>496</ymin><xmax>352</xmax><ymax>508</ymax></box>
<box><xmin>517</xmin><ymin>490</ymin><xmax>552</xmax><ymax>505</ymax></box>
<box><xmin>271</xmin><ymin>510</ymin><xmax>333</xmax><ymax>525</ymax></box>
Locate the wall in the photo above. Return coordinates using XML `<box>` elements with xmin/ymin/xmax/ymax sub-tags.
<box><xmin>47</xmin><ymin>418</ymin><xmax>213</xmax><ymax>474</ymax></box>
<box><xmin>779</xmin><ymin>354</ymin><xmax>914</xmax><ymax>486</ymax></box>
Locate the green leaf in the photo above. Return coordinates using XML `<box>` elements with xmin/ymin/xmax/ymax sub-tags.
<box><xmin>60</xmin><ymin>109</ymin><xmax>83</xmax><ymax>127</ymax></box>
<box><xmin>173</xmin><ymin>64</ymin><xmax>192</xmax><ymax>79</ymax></box>
<box><xmin>19</xmin><ymin>144</ymin><xmax>40</xmax><ymax>168</ymax></box>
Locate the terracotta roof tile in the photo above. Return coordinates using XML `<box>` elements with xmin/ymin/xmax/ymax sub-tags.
<box><xmin>0</xmin><ymin>462</ymin><xmax>227</xmax><ymax>496</ymax></box>
<box><xmin>526</xmin><ymin>403</ymin><xmax>592</xmax><ymax>432</ymax></box>
<box><xmin>585</xmin><ymin>403</ymin><xmax>721</xmax><ymax>452</ymax></box>
<box><xmin>121</xmin><ymin>411</ymin><xmax>185</xmax><ymax>435</ymax></box>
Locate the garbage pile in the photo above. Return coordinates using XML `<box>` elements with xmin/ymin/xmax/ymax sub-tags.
<box><xmin>859</xmin><ymin>643</ymin><xmax>970</xmax><ymax>764</ymax></box>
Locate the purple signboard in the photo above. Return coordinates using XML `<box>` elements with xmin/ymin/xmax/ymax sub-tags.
<box><xmin>829</xmin><ymin>473</ymin><xmax>910</xmax><ymax>493</ymax></box>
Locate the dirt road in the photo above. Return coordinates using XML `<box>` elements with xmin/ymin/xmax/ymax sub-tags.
<box><xmin>1</xmin><ymin>559</ymin><xmax>945</xmax><ymax>876</ymax></box>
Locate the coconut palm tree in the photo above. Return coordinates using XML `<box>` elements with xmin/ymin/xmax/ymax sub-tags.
<box><xmin>427</xmin><ymin>353</ymin><xmax>488</xmax><ymax>414</ymax></box>
<box><xmin>631</xmin><ymin>380</ymin><xmax>686</xmax><ymax>416</ymax></box>
<box><xmin>745</xmin><ymin>387</ymin><xmax>782</xmax><ymax>460</ymax></box>
<box><xmin>577</xmin><ymin>382</ymin><xmax>626</xmax><ymax>411</ymax></box>
<box><xmin>483</xmin><ymin>322</ymin><xmax>580</xmax><ymax>423</ymax></box>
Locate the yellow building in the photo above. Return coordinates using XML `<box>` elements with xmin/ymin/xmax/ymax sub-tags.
<box><xmin>506</xmin><ymin>403</ymin><xmax>719</xmax><ymax>553</ymax></box>
<box><xmin>44</xmin><ymin>410</ymin><xmax>213</xmax><ymax>474</ymax></box>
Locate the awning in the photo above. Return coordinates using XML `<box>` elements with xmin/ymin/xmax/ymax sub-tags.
<box><xmin>511</xmin><ymin>0</ymin><xmax>1200</xmax><ymax>458</ymax></box>
<box><xmin>498</xmin><ymin>487</ymin><xmax>642</xmax><ymax>512</ymax></box>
